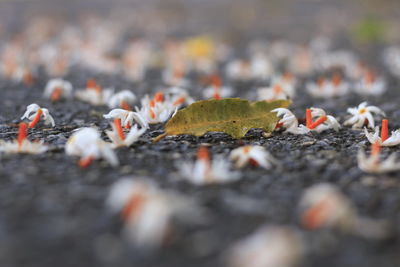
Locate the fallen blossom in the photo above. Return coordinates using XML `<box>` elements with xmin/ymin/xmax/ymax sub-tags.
<box><xmin>249</xmin><ymin>55</ymin><xmax>274</xmax><ymax>80</ymax></box>
<box><xmin>354</xmin><ymin>71</ymin><xmax>386</xmax><ymax>96</ymax></box>
<box><xmin>75</xmin><ymin>79</ymin><xmax>114</xmax><ymax>106</ymax></box>
<box><xmin>43</xmin><ymin>78</ymin><xmax>73</xmax><ymax>101</ymax></box>
<box><xmin>136</xmin><ymin>92</ymin><xmax>177</xmax><ymax>124</ymax></box>
<box><xmin>202</xmin><ymin>74</ymin><xmax>233</xmax><ymax>99</ymax></box>
<box><xmin>299</xmin><ymin>183</ymin><xmax>390</xmax><ymax>239</ymax></box>
<box><xmin>65</xmin><ymin>127</ymin><xmax>118</xmax><ymax>167</ymax></box>
<box><xmin>21</xmin><ymin>103</ymin><xmax>55</xmax><ymax>128</ymax></box>
<box><xmin>166</xmin><ymin>87</ymin><xmax>195</xmax><ymax>108</ymax></box>
<box><xmin>299</xmin><ymin>183</ymin><xmax>357</xmax><ymax>231</ymax></box>
<box><xmin>262</xmin><ymin>73</ymin><xmax>297</xmax><ymax>100</ymax></box>
<box><xmin>229</xmin><ymin>145</ymin><xmax>278</xmax><ymax>169</ymax></box>
<box><xmin>107</xmin><ymin>90</ymin><xmax>136</xmax><ymax>110</ymax></box>
<box><xmin>257</xmin><ymin>84</ymin><xmax>290</xmax><ymax>101</ymax></box>
<box><xmin>274</xmin><ymin>107</ymin><xmax>339</xmax><ymax>134</ymax></box>
<box><xmin>162</xmin><ymin>65</ymin><xmax>189</xmax><ymax>87</ymax></box>
<box><xmin>227</xmin><ymin>226</ymin><xmax>303</xmax><ymax>267</ymax></box>
<box><xmin>344</xmin><ymin>102</ymin><xmax>385</xmax><ymax>129</ymax></box>
<box><xmin>105</xmin><ymin>119</ymin><xmax>146</xmax><ymax>148</ymax></box>
<box><xmin>358</xmin><ymin>143</ymin><xmax>400</xmax><ymax>173</ymax></box>
<box><xmin>0</xmin><ymin>123</ymin><xmax>47</xmax><ymax>154</ymax></box>
<box><xmin>306</xmin><ymin>74</ymin><xmax>349</xmax><ymax>98</ymax></box>
<box><xmin>272</xmin><ymin>108</ymin><xmax>310</xmax><ymax>135</ymax></box>
<box><xmin>307</xmin><ymin>108</ymin><xmax>340</xmax><ymax>133</ymax></box>
<box><xmin>179</xmin><ymin>147</ymin><xmax>240</xmax><ymax>185</ymax></box>
<box><xmin>364</xmin><ymin>119</ymin><xmax>400</xmax><ymax>146</ymax></box>
<box><xmin>103</xmin><ymin>109</ymin><xmax>148</xmax><ymax>129</ymax></box>
<box><xmin>107</xmin><ymin>178</ymin><xmax>205</xmax><ymax>248</ymax></box>
<box><xmin>225</xmin><ymin>59</ymin><xmax>252</xmax><ymax>81</ymax></box>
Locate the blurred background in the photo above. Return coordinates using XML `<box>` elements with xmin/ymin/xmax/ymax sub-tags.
<box><xmin>0</xmin><ymin>0</ymin><xmax>400</xmax><ymax>44</ymax></box>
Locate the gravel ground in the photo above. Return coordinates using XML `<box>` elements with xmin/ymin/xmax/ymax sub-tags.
<box><xmin>1</xmin><ymin>63</ymin><xmax>400</xmax><ymax>267</ymax></box>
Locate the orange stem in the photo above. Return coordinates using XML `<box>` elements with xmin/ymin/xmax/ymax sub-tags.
<box><xmin>332</xmin><ymin>73</ymin><xmax>342</xmax><ymax>87</ymax></box>
<box><xmin>120</xmin><ymin>100</ymin><xmax>131</xmax><ymax>111</ymax></box>
<box><xmin>86</xmin><ymin>79</ymin><xmax>96</xmax><ymax>89</ymax></box>
<box><xmin>121</xmin><ymin>194</ymin><xmax>145</xmax><ymax>221</ymax></box>
<box><xmin>28</xmin><ymin>109</ymin><xmax>43</xmax><ymax>128</ymax></box>
<box><xmin>213</xmin><ymin>86</ymin><xmax>221</xmax><ymax>100</ymax></box>
<box><xmin>371</xmin><ymin>142</ymin><xmax>381</xmax><ymax>156</ymax></box>
<box><xmin>150</xmin><ymin>109</ymin><xmax>156</xmax><ymax>119</ymax></box>
<box><xmin>79</xmin><ymin>156</ymin><xmax>94</xmax><ymax>168</ymax></box>
<box><xmin>154</xmin><ymin>92</ymin><xmax>164</xmax><ymax>103</ymax></box>
<box><xmin>197</xmin><ymin>147</ymin><xmax>210</xmax><ymax>161</ymax></box>
<box><xmin>381</xmin><ymin>119</ymin><xmax>389</xmax><ymax>142</ymax></box>
<box><xmin>17</xmin><ymin>123</ymin><xmax>28</xmax><ymax>147</ymax></box>
<box><xmin>50</xmin><ymin>87</ymin><xmax>62</xmax><ymax>102</ymax></box>
<box><xmin>309</xmin><ymin>116</ymin><xmax>327</xmax><ymax>129</ymax></box>
<box><xmin>306</xmin><ymin>109</ymin><xmax>312</xmax><ymax>128</ymax></box>
<box><xmin>173</xmin><ymin>96</ymin><xmax>186</xmax><ymax>106</ymax></box>
<box><xmin>302</xmin><ymin>198</ymin><xmax>330</xmax><ymax>229</ymax></box>
<box><xmin>114</xmin><ymin>119</ymin><xmax>125</xmax><ymax>140</ymax></box>
<box><xmin>211</xmin><ymin>74</ymin><xmax>222</xmax><ymax>88</ymax></box>
<box><xmin>23</xmin><ymin>72</ymin><xmax>34</xmax><ymax>86</ymax></box>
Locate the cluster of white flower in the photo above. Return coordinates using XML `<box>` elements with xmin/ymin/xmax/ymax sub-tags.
<box><xmin>273</xmin><ymin>107</ymin><xmax>339</xmax><ymax>134</ymax></box>
<box><xmin>2</xmin><ymin>17</ymin><xmax>400</xmax><ymax>261</ymax></box>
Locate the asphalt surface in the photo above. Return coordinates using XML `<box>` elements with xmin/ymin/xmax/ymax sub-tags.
<box><xmin>1</xmin><ymin>64</ymin><xmax>400</xmax><ymax>267</ymax></box>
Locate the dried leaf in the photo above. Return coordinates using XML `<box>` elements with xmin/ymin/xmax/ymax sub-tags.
<box><xmin>154</xmin><ymin>98</ymin><xmax>290</xmax><ymax>141</ymax></box>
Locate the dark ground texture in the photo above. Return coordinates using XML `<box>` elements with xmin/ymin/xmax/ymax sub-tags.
<box><xmin>1</xmin><ymin>66</ymin><xmax>400</xmax><ymax>267</ymax></box>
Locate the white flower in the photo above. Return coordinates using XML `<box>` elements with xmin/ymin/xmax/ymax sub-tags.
<box><xmin>103</xmin><ymin>109</ymin><xmax>148</xmax><ymax>129</ymax></box>
<box><xmin>106</xmin><ymin>123</ymin><xmax>146</xmax><ymax>148</ymax></box>
<box><xmin>306</xmin><ymin>75</ymin><xmax>349</xmax><ymax>98</ymax></box>
<box><xmin>354</xmin><ymin>71</ymin><xmax>386</xmax><ymax>96</ymax></box>
<box><xmin>227</xmin><ymin>226</ymin><xmax>303</xmax><ymax>267</ymax></box>
<box><xmin>358</xmin><ymin>146</ymin><xmax>400</xmax><ymax>174</ymax></box>
<box><xmin>364</xmin><ymin>125</ymin><xmax>400</xmax><ymax>147</ymax></box>
<box><xmin>249</xmin><ymin>55</ymin><xmax>274</xmax><ymax>80</ymax></box>
<box><xmin>229</xmin><ymin>146</ymin><xmax>278</xmax><ymax>169</ymax></box>
<box><xmin>107</xmin><ymin>178</ymin><xmax>205</xmax><ymax>248</ymax></box>
<box><xmin>300</xmin><ymin>183</ymin><xmax>390</xmax><ymax>239</ymax></box>
<box><xmin>21</xmin><ymin>103</ymin><xmax>55</xmax><ymax>128</ymax></box>
<box><xmin>344</xmin><ymin>102</ymin><xmax>385</xmax><ymax>129</ymax></box>
<box><xmin>43</xmin><ymin>78</ymin><xmax>73</xmax><ymax>101</ymax></box>
<box><xmin>179</xmin><ymin>147</ymin><xmax>240</xmax><ymax>185</ymax></box>
<box><xmin>264</xmin><ymin>73</ymin><xmax>297</xmax><ymax>99</ymax></box>
<box><xmin>299</xmin><ymin>183</ymin><xmax>356</xmax><ymax>230</ymax></box>
<box><xmin>225</xmin><ymin>59</ymin><xmax>252</xmax><ymax>81</ymax></box>
<box><xmin>107</xmin><ymin>90</ymin><xmax>136</xmax><ymax>110</ymax></box>
<box><xmin>272</xmin><ymin>108</ymin><xmax>310</xmax><ymax>135</ymax></box>
<box><xmin>257</xmin><ymin>84</ymin><xmax>290</xmax><ymax>101</ymax></box>
<box><xmin>202</xmin><ymin>74</ymin><xmax>233</xmax><ymax>99</ymax></box>
<box><xmin>162</xmin><ymin>66</ymin><xmax>189</xmax><ymax>87</ymax></box>
<box><xmin>75</xmin><ymin>80</ymin><xmax>114</xmax><ymax>106</ymax></box>
<box><xmin>136</xmin><ymin>93</ymin><xmax>177</xmax><ymax>124</ymax></box>
<box><xmin>203</xmin><ymin>85</ymin><xmax>233</xmax><ymax>99</ymax></box>
<box><xmin>65</xmin><ymin>127</ymin><xmax>118</xmax><ymax>167</ymax></box>
<box><xmin>166</xmin><ymin>87</ymin><xmax>195</xmax><ymax>108</ymax></box>
<box><xmin>0</xmin><ymin>123</ymin><xmax>47</xmax><ymax>154</ymax></box>
<box><xmin>309</xmin><ymin>108</ymin><xmax>340</xmax><ymax>133</ymax></box>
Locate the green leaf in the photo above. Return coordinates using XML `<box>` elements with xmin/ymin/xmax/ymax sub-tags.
<box><xmin>154</xmin><ymin>98</ymin><xmax>291</xmax><ymax>141</ymax></box>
